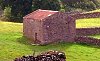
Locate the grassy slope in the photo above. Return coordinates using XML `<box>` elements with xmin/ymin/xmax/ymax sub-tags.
<box><xmin>89</xmin><ymin>9</ymin><xmax>100</xmax><ymax>12</ymax></box>
<box><xmin>89</xmin><ymin>34</ymin><xmax>100</xmax><ymax>39</ymax></box>
<box><xmin>76</xmin><ymin>18</ymin><xmax>100</xmax><ymax>28</ymax></box>
<box><xmin>0</xmin><ymin>20</ymin><xmax>100</xmax><ymax>61</ymax></box>
<box><xmin>76</xmin><ymin>9</ymin><xmax>100</xmax><ymax>28</ymax></box>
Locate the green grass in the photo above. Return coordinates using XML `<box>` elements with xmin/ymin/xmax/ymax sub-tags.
<box><xmin>0</xmin><ymin>20</ymin><xmax>100</xmax><ymax>61</ymax></box>
<box><xmin>89</xmin><ymin>34</ymin><xmax>100</xmax><ymax>39</ymax></box>
<box><xmin>84</xmin><ymin>9</ymin><xmax>100</xmax><ymax>13</ymax></box>
<box><xmin>89</xmin><ymin>9</ymin><xmax>100</xmax><ymax>12</ymax></box>
<box><xmin>76</xmin><ymin>18</ymin><xmax>100</xmax><ymax>28</ymax></box>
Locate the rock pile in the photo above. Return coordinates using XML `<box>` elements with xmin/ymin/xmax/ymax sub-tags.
<box><xmin>14</xmin><ymin>50</ymin><xmax>66</xmax><ymax>61</ymax></box>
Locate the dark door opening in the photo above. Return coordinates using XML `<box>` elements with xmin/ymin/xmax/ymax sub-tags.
<box><xmin>35</xmin><ymin>33</ymin><xmax>37</xmax><ymax>41</ymax></box>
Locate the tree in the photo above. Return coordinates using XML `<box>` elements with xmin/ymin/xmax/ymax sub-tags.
<box><xmin>0</xmin><ymin>0</ymin><xmax>33</xmax><ymax>22</ymax></box>
<box><xmin>61</xmin><ymin>0</ymin><xmax>100</xmax><ymax>12</ymax></box>
<box><xmin>23</xmin><ymin>0</ymin><xmax>33</xmax><ymax>15</ymax></box>
<box><xmin>0</xmin><ymin>0</ymin><xmax>100</xmax><ymax>22</ymax></box>
<box><xmin>33</xmin><ymin>0</ymin><xmax>61</xmax><ymax>11</ymax></box>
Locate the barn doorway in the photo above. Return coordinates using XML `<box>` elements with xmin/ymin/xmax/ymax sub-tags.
<box><xmin>35</xmin><ymin>33</ymin><xmax>37</xmax><ymax>41</ymax></box>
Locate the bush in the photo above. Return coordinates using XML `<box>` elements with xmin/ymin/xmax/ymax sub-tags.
<box><xmin>2</xmin><ymin>6</ymin><xmax>11</xmax><ymax>21</ymax></box>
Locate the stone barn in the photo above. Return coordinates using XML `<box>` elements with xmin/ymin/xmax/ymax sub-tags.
<box><xmin>23</xmin><ymin>9</ymin><xmax>76</xmax><ymax>45</ymax></box>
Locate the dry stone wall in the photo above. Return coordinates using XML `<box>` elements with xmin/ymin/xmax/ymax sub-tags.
<box><xmin>76</xmin><ymin>27</ymin><xmax>100</xmax><ymax>36</ymax></box>
<box><xmin>73</xmin><ymin>12</ymin><xmax>100</xmax><ymax>46</ymax></box>
<box><xmin>75</xmin><ymin>36</ymin><xmax>100</xmax><ymax>46</ymax></box>
<box><xmin>72</xmin><ymin>12</ymin><xmax>100</xmax><ymax>19</ymax></box>
<box><xmin>72</xmin><ymin>12</ymin><xmax>100</xmax><ymax>36</ymax></box>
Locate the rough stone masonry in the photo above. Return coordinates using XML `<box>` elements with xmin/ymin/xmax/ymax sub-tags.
<box><xmin>23</xmin><ymin>9</ymin><xmax>75</xmax><ymax>45</ymax></box>
<box><xmin>23</xmin><ymin>9</ymin><xmax>100</xmax><ymax>45</ymax></box>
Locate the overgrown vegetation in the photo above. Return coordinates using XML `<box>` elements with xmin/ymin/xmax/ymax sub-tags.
<box><xmin>0</xmin><ymin>0</ymin><xmax>100</xmax><ymax>22</ymax></box>
<box><xmin>0</xmin><ymin>0</ymin><xmax>33</xmax><ymax>22</ymax></box>
<box><xmin>62</xmin><ymin>0</ymin><xmax>100</xmax><ymax>11</ymax></box>
<box><xmin>1</xmin><ymin>7</ymin><xmax>11</xmax><ymax>21</ymax></box>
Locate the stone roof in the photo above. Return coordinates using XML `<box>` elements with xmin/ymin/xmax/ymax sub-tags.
<box><xmin>23</xmin><ymin>9</ymin><xmax>59</xmax><ymax>20</ymax></box>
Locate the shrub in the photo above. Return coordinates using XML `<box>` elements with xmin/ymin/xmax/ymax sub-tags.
<box><xmin>2</xmin><ymin>6</ymin><xmax>11</xmax><ymax>21</ymax></box>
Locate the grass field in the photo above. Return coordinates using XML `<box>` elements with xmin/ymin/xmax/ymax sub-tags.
<box><xmin>0</xmin><ymin>18</ymin><xmax>100</xmax><ymax>61</ymax></box>
<box><xmin>85</xmin><ymin>9</ymin><xmax>100</xmax><ymax>13</ymax></box>
<box><xmin>89</xmin><ymin>9</ymin><xmax>100</xmax><ymax>12</ymax></box>
<box><xmin>76</xmin><ymin>18</ymin><xmax>100</xmax><ymax>28</ymax></box>
<box><xmin>89</xmin><ymin>34</ymin><xmax>100</xmax><ymax>39</ymax></box>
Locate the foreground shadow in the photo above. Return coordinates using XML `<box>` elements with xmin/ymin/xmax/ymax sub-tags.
<box><xmin>17</xmin><ymin>36</ymin><xmax>30</xmax><ymax>45</ymax></box>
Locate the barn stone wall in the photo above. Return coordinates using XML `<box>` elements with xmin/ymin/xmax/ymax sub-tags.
<box><xmin>42</xmin><ymin>12</ymin><xmax>75</xmax><ymax>44</ymax></box>
<box><xmin>23</xmin><ymin>18</ymin><xmax>44</xmax><ymax>44</ymax></box>
<box><xmin>23</xmin><ymin>18</ymin><xmax>32</xmax><ymax>38</ymax></box>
